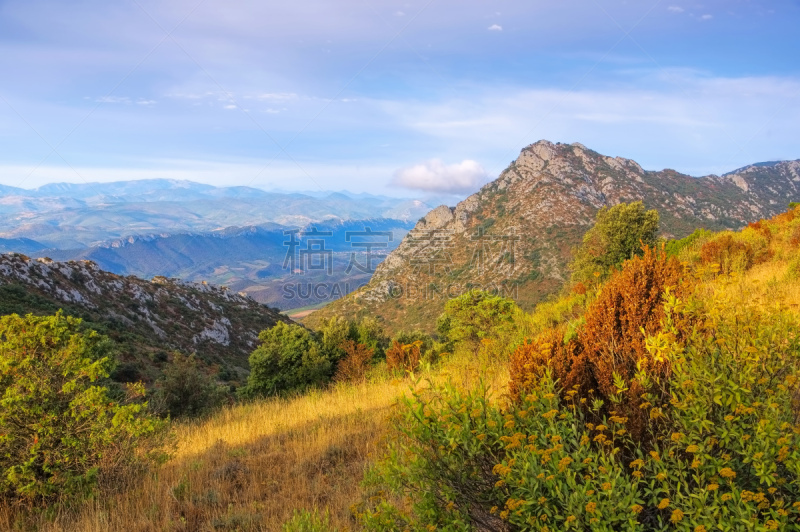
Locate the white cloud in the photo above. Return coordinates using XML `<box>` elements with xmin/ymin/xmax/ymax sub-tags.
<box><xmin>667</xmin><ymin>6</ymin><xmax>684</xmax><ymax>13</ymax></box>
<box><xmin>488</xmin><ymin>24</ymin><xmax>503</xmax><ymax>31</ymax></box>
<box><xmin>136</xmin><ymin>99</ymin><xmax>156</xmax><ymax>106</ymax></box>
<box><xmin>255</xmin><ymin>92</ymin><xmax>298</xmax><ymax>100</ymax></box>
<box><xmin>700</xmin><ymin>14</ymin><xmax>713</xmax><ymax>20</ymax></box>
<box><xmin>391</xmin><ymin>159</ymin><xmax>488</xmax><ymax>193</ymax></box>
<box><xmin>95</xmin><ymin>96</ymin><xmax>131</xmax><ymax>104</ymax></box>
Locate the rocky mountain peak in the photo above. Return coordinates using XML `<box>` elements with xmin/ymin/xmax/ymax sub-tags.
<box><xmin>305</xmin><ymin>141</ymin><xmax>800</xmax><ymax>334</ymax></box>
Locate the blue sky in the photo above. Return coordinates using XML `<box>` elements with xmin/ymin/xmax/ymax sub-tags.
<box><xmin>0</xmin><ymin>0</ymin><xmax>798</xmax><ymax>196</ymax></box>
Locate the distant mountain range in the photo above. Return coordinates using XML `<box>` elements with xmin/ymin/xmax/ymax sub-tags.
<box><xmin>306</xmin><ymin>140</ymin><xmax>800</xmax><ymax>333</ymax></box>
<box><xmin>39</xmin><ymin>218</ymin><xmax>415</xmax><ymax>310</ymax></box>
<box><xmin>0</xmin><ymin>179</ymin><xmax>438</xmax><ymax>248</ymax></box>
<box><xmin>0</xmin><ymin>180</ymin><xmax>428</xmax><ymax>308</ymax></box>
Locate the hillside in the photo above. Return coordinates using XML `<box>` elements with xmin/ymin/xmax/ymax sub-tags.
<box><xmin>306</xmin><ymin>140</ymin><xmax>800</xmax><ymax>333</ymax></box>
<box><xmin>0</xmin><ymin>253</ymin><xmax>292</xmax><ymax>384</ymax></box>
<box><xmin>7</xmin><ymin>205</ymin><xmax>798</xmax><ymax>532</ymax></box>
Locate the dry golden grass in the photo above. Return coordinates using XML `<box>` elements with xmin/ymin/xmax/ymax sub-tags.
<box><xmin>0</xmin><ymin>357</ymin><xmax>509</xmax><ymax>532</ymax></box>
<box><xmin>1</xmin><ymin>377</ymin><xmax>401</xmax><ymax>532</ymax></box>
<box><xmin>722</xmin><ymin>263</ymin><xmax>800</xmax><ymax>316</ymax></box>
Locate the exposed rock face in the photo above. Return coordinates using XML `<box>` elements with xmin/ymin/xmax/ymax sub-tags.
<box><xmin>306</xmin><ymin>141</ymin><xmax>800</xmax><ymax>333</ymax></box>
<box><xmin>0</xmin><ymin>253</ymin><xmax>292</xmax><ymax>383</ymax></box>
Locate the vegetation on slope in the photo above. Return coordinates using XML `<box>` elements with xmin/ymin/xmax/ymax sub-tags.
<box><xmin>362</xmin><ymin>204</ymin><xmax>800</xmax><ymax>531</ymax></box>
<box><xmin>0</xmin><ymin>254</ymin><xmax>291</xmax><ymax>387</ymax></box>
<box><xmin>1</xmin><ymin>202</ymin><xmax>798</xmax><ymax>531</ymax></box>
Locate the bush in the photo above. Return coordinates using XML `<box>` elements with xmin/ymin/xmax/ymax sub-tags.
<box><xmin>663</xmin><ymin>228</ymin><xmax>712</xmax><ymax>258</ymax></box>
<box><xmin>364</xmin><ymin>296</ymin><xmax>800</xmax><ymax>531</ymax></box>
<box><xmin>317</xmin><ymin>316</ymin><xmax>389</xmax><ymax>364</ymax></box>
<box><xmin>0</xmin><ymin>312</ymin><xmax>164</xmax><ymax>503</ymax></box>
<box><xmin>241</xmin><ymin>322</ymin><xmax>331</xmax><ymax>397</ymax></box>
<box><xmin>438</xmin><ymin>291</ymin><xmax>517</xmax><ymax>357</ymax></box>
<box><xmin>511</xmin><ymin>246</ymin><xmax>691</xmax><ymax>441</ymax></box>
<box><xmin>333</xmin><ymin>340</ymin><xmax>375</xmax><ymax>383</ymax></box>
<box><xmin>153</xmin><ymin>352</ymin><xmax>226</xmax><ymax>418</ymax></box>
<box><xmin>699</xmin><ymin>233</ymin><xmax>757</xmax><ymax>274</ymax></box>
<box><xmin>571</xmin><ymin>201</ymin><xmax>660</xmax><ymax>284</ymax></box>
<box><xmin>282</xmin><ymin>508</ymin><xmax>338</xmax><ymax>531</ymax></box>
<box><xmin>385</xmin><ymin>340</ymin><xmax>422</xmax><ymax>374</ymax></box>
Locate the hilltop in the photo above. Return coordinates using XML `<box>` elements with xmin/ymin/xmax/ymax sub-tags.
<box><xmin>0</xmin><ymin>253</ymin><xmax>292</xmax><ymax>384</ymax></box>
<box><xmin>306</xmin><ymin>140</ymin><xmax>800</xmax><ymax>333</ymax></box>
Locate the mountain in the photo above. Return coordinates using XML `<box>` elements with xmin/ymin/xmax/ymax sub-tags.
<box><xmin>305</xmin><ymin>140</ymin><xmax>800</xmax><ymax>333</ymax></box>
<box><xmin>37</xmin><ymin>218</ymin><xmax>415</xmax><ymax>310</ymax></box>
<box><xmin>0</xmin><ymin>253</ymin><xmax>292</xmax><ymax>384</ymax></box>
<box><xmin>0</xmin><ymin>237</ymin><xmax>47</xmax><ymax>254</ymax></box>
<box><xmin>0</xmin><ymin>180</ymin><xmax>435</xmax><ymax>248</ymax></box>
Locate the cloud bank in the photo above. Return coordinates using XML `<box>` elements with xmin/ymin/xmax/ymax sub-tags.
<box><xmin>391</xmin><ymin>159</ymin><xmax>488</xmax><ymax>193</ymax></box>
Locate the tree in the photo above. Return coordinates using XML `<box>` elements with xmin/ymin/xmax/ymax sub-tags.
<box><xmin>153</xmin><ymin>353</ymin><xmax>225</xmax><ymax>418</ymax></box>
<box><xmin>0</xmin><ymin>312</ymin><xmax>162</xmax><ymax>502</ymax></box>
<box><xmin>437</xmin><ymin>291</ymin><xmax>516</xmax><ymax>356</ymax></box>
<box><xmin>241</xmin><ymin>322</ymin><xmax>330</xmax><ymax>397</ymax></box>
<box><xmin>570</xmin><ymin>201</ymin><xmax>659</xmax><ymax>284</ymax></box>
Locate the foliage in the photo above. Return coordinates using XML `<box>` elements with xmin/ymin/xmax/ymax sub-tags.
<box><xmin>241</xmin><ymin>322</ymin><xmax>331</xmax><ymax>397</ymax></box>
<box><xmin>438</xmin><ymin>291</ymin><xmax>517</xmax><ymax>356</ymax></box>
<box><xmin>334</xmin><ymin>340</ymin><xmax>375</xmax><ymax>383</ymax></box>
<box><xmin>663</xmin><ymin>228</ymin><xmax>712</xmax><ymax>258</ymax></box>
<box><xmin>364</xmin><ymin>293</ymin><xmax>800</xmax><ymax>531</ymax></box>
<box><xmin>570</xmin><ymin>201</ymin><xmax>660</xmax><ymax>284</ymax></box>
<box><xmin>282</xmin><ymin>508</ymin><xmax>339</xmax><ymax>531</ymax></box>
<box><xmin>317</xmin><ymin>316</ymin><xmax>388</xmax><ymax>363</ymax></box>
<box><xmin>512</xmin><ymin>247</ymin><xmax>690</xmax><ymax>441</ymax></box>
<box><xmin>385</xmin><ymin>340</ymin><xmax>422</xmax><ymax>374</ymax></box>
<box><xmin>0</xmin><ymin>312</ymin><xmax>164</xmax><ymax>503</ymax></box>
<box><xmin>153</xmin><ymin>352</ymin><xmax>226</xmax><ymax>418</ymax></box>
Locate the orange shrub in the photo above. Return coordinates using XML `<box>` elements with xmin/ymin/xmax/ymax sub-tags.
<box><xmin>790</xmin><ymin>225</ymin><xmax>800</xmax><ymax>248</ymax></box>
<box><xmin>510</xmin><ymin>247</ymin><xmax>691</xmax><ymax>442</ymax></box>
<box><xmin>385</xmin><ymin>340</ymin><xmax>421</xmax><ymax>374</ymax></box>
<box><xmin>571</xmin><ymin>282</ymin><xmax>587</xmax><ymax>295</ymax></box>
<box><xmin>333</xmin><ymin>341</ymin><xmax>374</xmax><ymax>383</ymax></box>
<box><xmin>699</xmin><ymin>234</ymin><xmax>754</xmax><ymax>273</ymax></box>
<box><xmin>747</xmin><ymin>220</ymin><xmax>772</xmax><ymax>242</ymax></box>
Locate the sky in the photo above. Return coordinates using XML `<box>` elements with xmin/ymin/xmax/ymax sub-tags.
<box><xmin>0</xmin><ymin>0</ymin><xmax>798</xmax><ymax>197</ymax></box>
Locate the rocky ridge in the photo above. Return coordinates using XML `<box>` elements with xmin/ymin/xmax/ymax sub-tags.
<box><xmin>305</xmin><ymin>140</ymin><xmax>800</xmax><ymax>333</ymax></box>
<box><xmin>0</xmin><ymin>253</ymin><xmax>292</xmax><ymax>383</ymax></box>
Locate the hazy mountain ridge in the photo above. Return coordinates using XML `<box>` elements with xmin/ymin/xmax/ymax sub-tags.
<box><xmin>37</xmin><ymin>218</ymin><xmax>415</xmax><ymax>310</ymax></box>
<box><xmin>305</xmin><ymin>140</ymin><xmax>800</xmax><ymax>333</ymax></box>
<box><xmin>0</xmin><ymin>252</ymin><xmax>293</xmax><ymax>384</ymax></box>
<box><xmin>0</xmin><ymin>179</ymin><xmax>438</xmax><ymax>248</ymax></box>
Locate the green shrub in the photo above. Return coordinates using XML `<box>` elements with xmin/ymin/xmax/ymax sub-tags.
<box><xmin>0</xmin><ymin>312</ymin><xmax>164</xmax><ymax>503</ymax></box>
<box><xmin>571</xmin><ymin>201</ymin><xmax>660</xmax><ymax>284</ymax></box>
<box><xmin>317</xmin><ymin>316</ymin><xmax>388</xmax><ymax>363</ymax></box>
<box><xmin>282</xmin><ymin>508</ymin><xmax>338</xmax><ymax>531</ymax></box>
<box><xmin>241</xmin><ymin>322</ymin><xmax>331</xmax><ymax>397</ymax></box>
<box><xmin>437</xmin><ymin>291</ymin><xmax>517</xmax><ymax>357</ymax></box>
<box><xmin>663</xmin><ymin>228</ymin><xmax>712</xmax><ymax>258</ymax></box>
<box><xmin>364</xmin><ymin>283</ymin><xmax>800</xmax><ymax>530</ymax></box>
<box><xmin>153</xmin><ymin>352</ymin><xmax>226</xmax><ymax>418</ymax></box>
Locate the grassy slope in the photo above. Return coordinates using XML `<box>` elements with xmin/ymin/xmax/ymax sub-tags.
<box><xmin>3</xmin><ymin>207</ymin><xmax>799</xmax><ymax>531</ymax></box>
<box><xmin>3</xmin><ymin>358</ymin><xmax>508</xmax><ymax>532</ymax></box>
